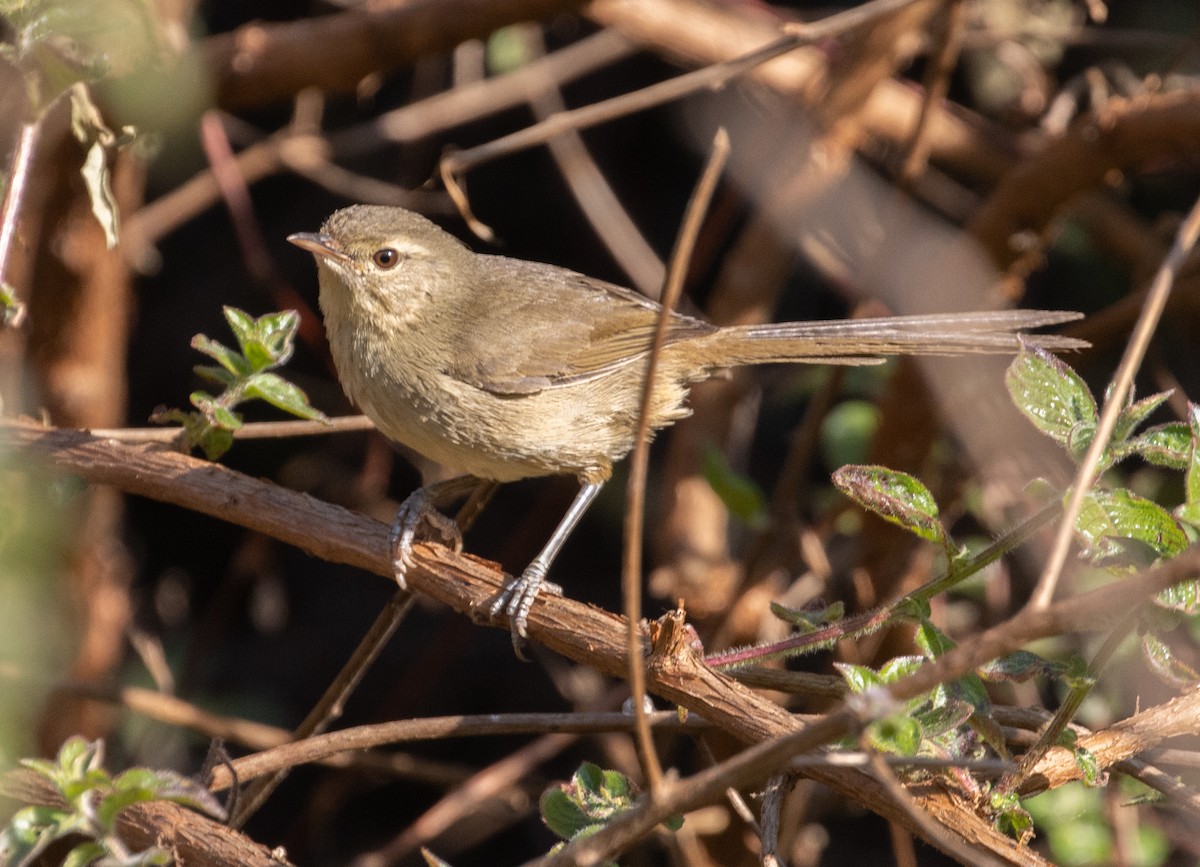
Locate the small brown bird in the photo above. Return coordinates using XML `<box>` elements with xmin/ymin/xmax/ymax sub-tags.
<box><xmin>289</xmin><ymin>205</ymin><xmax>1085</xmax><ymax>645</ymax></box>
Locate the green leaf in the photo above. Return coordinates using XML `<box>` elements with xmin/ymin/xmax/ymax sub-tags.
<box><xmin>1128</xmin><ymin>422</ymin><xmax>1191</xmax><ymax>470</ymax></box>
<box><xmin>228</xmin><ymin>308</ymin><xmax>300</xmax><ymax>371</ymax></box>
<box><xmin>1175</xmin><ymin>404</ymin><xmax>1200</xmax><ymax>531</ymax></box>
<box><xmin>977</xmin><ymin>651</ymin><xmax>1055</xmax><ymax>684</ymax></box>
<box><xmin>540</xmin><ymin>787</ymin><xmax>594</xmax><ymax>840</ymax></box>
<box><xmin>877</xmin><ymin>655</ymin><xmax>925</xmax><ymax>684</ymax></box>
<box><xmin>700</xmin><ymin>444</ymin><xmax>767</xmax><ymax>528</ymax></box>
<box><xmin>222</xmin><ymin>307</ymin><xmax>257</xmax><ymax>354</ymax></box>
<box><xmin>913</xmin><ymin>621</ymin><xmax>955</xmax><ymax>660</ymax></box>
<box><xmin>1112</xmin><ymin>390</ymin><xmax>1171</xmax><ymax>443</ymax></box>
<box><xmin>62</xmin><ymin>841</ymin><xmax>107</xmax><ymax>867</ymax></box>
<box><xmin>914</xmin><ymin>699</ymin><xmax>974</xmax><ymax>740</ymax></box>
<box><xmin>1140</xmin><ymin>632</ymin><xmax>1200</xmax><ymax>687</ymax></box>
<box><xmin>191</xmin><ymin>334</ymin><xmax>250</xmax><ymax>377</ymax></box>
<box><xmin>991</xmin><ymin>791</ymin><xmax>1035</xmax><ymax>845</ymax></box>
<box><xmin>1156</xmin><ymin>579</ymin><xmax>1200</xmax><ymax>615</ymax></box>
<box><xmin>833</xmin><ymin>662</ymin><xmax>884</xmax><ymax>693</ymax></box>
<box><xmin>769</xmin><ymin>600</ymin><xmax>843</xmax><ymax>632</ymax></box>
<box><xmin>1005</xmin><ymin>344</ymin><xmax>1097</xmax><ymax>454</ymax></box>
<box><xmin>831</xmin><ymin>465</ymin><xmax>950</xmax><ymax>549</ymax></box>
<box><xmin>189</xmin><ymin>392</ymin><xmax>242</xmax><ymax>431</ymax></box>
<box><xmin>196</xmin><ymin>427</ymin><xmax>234</xmax><ymax>461</ymax></box>
<box><xmin>243</xmin><ymin>372</ymin><xmax>327</xmax><ymax>422</ymax></box>
<box><xmin>1073</xmin><ymin>746</ymin><xmax>1105</xmax><ymax>787</ymax></box>
<box><xmin>866</xmin><ymin>714</ymin><xmax>922</xmax><ymax>756</ymax></box>
<box><xmin>1075</xmin><ymin>488</ymin><xmax>1188</xmax><ymax>564</ymax></box>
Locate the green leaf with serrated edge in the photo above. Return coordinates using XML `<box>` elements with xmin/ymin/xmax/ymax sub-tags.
<box><xmin>191</xmin><ymin>334</ymin><xmax>249</xmax><ymax>376</ymax></box>
<box><xmin>1076</xmin><ymin>488</ymin><xmax>1188</xmax><ymax>562</ymax></box>
<box><xmin>977</xmin><ymin>651</ymin><xmax>1055</xmax><ymax>683</ymax></box>
<box><xmin>1112</xmin><ymin>390</ymin><xmax>1172</xmax><ymax>442</ymax></box>
<box><xmin>833</xmin><ymin>662</ymin><xmax>883</xmax><ymax>693</ymax></box>
<box><xmin>831</xmin><ymin>465</ymin><xmax>949</xmax><ymax>548</ymax></box>
<box><xmin>877</xmin><ymin>655</ymin><xmax>925</xmax><ymax>684</ymax></box>
<box><xmin>600</xmin><ymin>769</ymin><xmax>632</xmax><ymax>799</ymax></box>
<box><xmin>1127</xmin><ymin>422</ymin><xmax>1192</xmax><ymax>470</ymax></box>
<box><xmin>1005</xmin><ymin>344</ymin><xmax>1097</xmax><ymax>451</ymax></box>
<box><xmin>1140</xmin><ymin>632</ymin><xmax>1200</xmax><ymax>688</ymax></box>
<box><xmin>574</xmin><ymin>762</ymin><xmax>605</xmax><ymax>795</ymax></box>
<box><xmin>914</xmin><ymin>621</ymin><xmax>955</xmax><ymax>660</ymax></box>
<box><xmin>222</xmin><ymin>307</ymin><xmax>256</xmax><ymax>352</ymax></box>
<box><xmin>1156</xmin><ymin>579</ymin><xmax>1200</xmax><ymax>615</ymax></box>
<box><xmin>254</xmin><ymin>309</ymin><xmax>300</xmax><ymax>362</ymax></box>
<box><xmin>540</xmin><ymin>788</ymin><xmax>592</xmax><ymax>840</ymax></box>
<box><xmin>243</xmin><ymin>372</ymin><xmax>327</xmax><ymax>421</ymax></box>
<box><xmin>700</xmin><ymin>444</ymin><xmax>767</xmax><ymax>527</ymax></box>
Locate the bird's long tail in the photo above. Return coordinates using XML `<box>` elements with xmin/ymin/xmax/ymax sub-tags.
<box><xmin>701</xmin><ymin>309</ymin><xmax>1088</xmax><ymax>367</ymax></box>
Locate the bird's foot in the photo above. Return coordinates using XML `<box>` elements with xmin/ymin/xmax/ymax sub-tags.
<box><xmin>490</xmin><ymin>562</ymin><xmax>562</xmax><ymax>655</ymax></box>
<box><xmin>388</xmin><ymin>488</ymin><xmax>463</xmax><ymax>588</ymax></box>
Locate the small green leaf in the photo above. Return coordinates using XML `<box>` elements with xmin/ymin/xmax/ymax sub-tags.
<box><xmin>1128</xmin><ymin>422</ymin><xmax>1192</xmax><ymax>470</ymax></box>
<box><xmin>1112</xmin><ymin>390</ymin><xmax>1171</xmax><ymax>442</ymax></box>
<box><xmin>574</xmin><ymin>762</ymin><xmax>605</xmax><ymax>795</ymax></box>
<box><xmin>831</xmin><ymin>465</ymin><xmax>950</xmax><ymax>548</ymax></box>
<box><xmin>243</xmin><ymin>372</ymin><xmax>327</xmax><ymax>422</ymax></box>
<box><xmin>914</xmin><ymin>621</ymin><xmax>955</xmax><ymax>660</ymax></box>
<box><xmin>914</xmin><ymin>699</ymin><xmax>974</xmax><ymax>739</ymax></box>
<box><xmin>991</xmin><ymin>790</ymin><xmax>1034</xmax><ymax>844</ymax></box>
<box><xmin>62</xmin><ymin>841</ymin><xmax>107</xmax><ymax>867</ymax></box>
<box><xmin>700</xmin><ymin>444</ymin><xmax>767</xmax><ymax>528</ymax></box>
<box><xmin>977</xmin><ymin>651</ymin><xmax>1055</xmax><ymax>684</ymax></box>
<box><xmin>222</xmin><ymin>307</ymin><xmax>257</xmax><ymax>353</ymax></box>
<box><xmin>540</xmin><ymin>788</ymin><xmax>595</xmax><ymax>840</ymax></box>
<box><xmin>197</xmin><ymin>427</ymin><xmax>234</xmax><ymax>461</ymax></box>
<box><xmin>1175</xmin><ymin>404</ymin><xmax>1200</xmax><ymax>530</ymax></box>
<box><xmin>191</xmin><ymin>334</ymin><xmax>250</xmax><ymax>377</ymax></box>
<box><xmin>769</xmin><ymin>599</ymin><xmax>843</xmax><ymax>631</ymax></box>
<box><xmin>1005</xmin><ymin>344</ymin><xmax>1097</xmax><ymax>453</ymax></box>
<box><xmin>1140</xmin><ymin>632</ymin><xmax>1200</xmax><ymax>687</ymax></box>
<box><xmin>1156</xmin><ymin>579</ymin><xmax>1200</xmax><ymax>615</ymax></box>
<box><xmin>833</xmin><ymin>662</ymin><xmax>884</xmax><ymax>693</ymax></box>
<box><xmin>189</xmin><ymin>392</ymin><xmax>242</xmax><ymax>431</ymax></box>
<box><xmin>877</xmin><ymin>655</ymin><xmax>925</xmax><ymax>684</ymax></box>
<box><xmin>866</xmin><ymin>714</ymin><xmax>922</xmax><ymax>756</ymax></box>
<box><xmin>1075</xmin><ymin>488</ymin><xmax>1188</xmax><ymax>564</ymax></box>
<box><xmin>1073</xmin><ymin>746</ymin><xmax>1105</xmax><ymax>787</ymax></box>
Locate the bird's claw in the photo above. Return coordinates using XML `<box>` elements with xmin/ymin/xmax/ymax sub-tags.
<box><xmin>490</xmin><ymin>563</ymin><xmax>562</xmax><ymax>654</ymax></box>
<box><xmin>388</xmin><ymin>490</ymin><xmax>462</xmax><ymax>588</ymax></box>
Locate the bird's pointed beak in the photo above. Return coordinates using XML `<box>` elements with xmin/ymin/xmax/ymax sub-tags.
<box><xmin>287</xmin><ymin>231</ymin><xmax>351</xmax><ymax>263</ymax></box>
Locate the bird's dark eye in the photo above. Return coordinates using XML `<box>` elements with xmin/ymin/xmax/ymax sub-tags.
<box><xmin>372</xmin><ymin>248</ymin><xmax>400</xmax><ymax>269</ymax></box>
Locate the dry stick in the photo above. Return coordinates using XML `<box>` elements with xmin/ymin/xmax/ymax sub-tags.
<box><xmin>439</xmin><ymin>0</ymin><xmax>923</xmax><ymax>198</ymax></box>
<box><xmin>89</xmin><ymin>415</ymin><xmax>375</xmax><ymax>442</ymax></box>
<box><xmin>211</xmin><ymin>711</ymin><xmax>707</xmax><ymax>791</ymax></box>
<box><xmin>544</xmin><ymin>549</ymin><xmax>1200</xmax><ymax>867</ymax></box>
<box><xmin>1029</xmin><ymin>187</ymin><xmax>1200</xmax><ymax>610</ymax></box>
<box><xmin>230</xmin><ymin>591</ymin><xmax>419</xmax><ymax>827</ymax></box>
<box><xmin>896</xmin><ymin>0</ymin><xmax>966</xmax><ymax>188</ymax></box>
<box><xmin>1000</xmin><ymin>605</ymin><xmax>1141</xmax><ymax>794</ymax></box>
<box><xmin>230</xmin><ymin>479</ymin><xmax>494</xmax><ymax>827</ymax></box>
<box><xmin>624</xmin><ymin>128</ymin><xmax>731</xmax><ymax>796</ymax></box>
<box><xmin>14</xmin><ymin>424</ymin><xmax>1186</xmax><ymax>861</ymax></box>
<box><xmin>523</xmin><ymin>27</ymin><xmax>665</xmax><ymax>296</ymax></box>
<box><xmin>0</xmin><ymin>121</ymin><xmax>39</xmax><ymax>306</ymax></box>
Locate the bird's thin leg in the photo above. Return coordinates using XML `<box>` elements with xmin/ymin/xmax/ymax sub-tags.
<box><xmin>493</xmin><ymin>480</ymin><xmax>605</xmax><ymax>645</ymax></box>
<box><xmin>389</xmin><ymin>475</ymin><xmax>481</xmax><ymax>587</ymax></box>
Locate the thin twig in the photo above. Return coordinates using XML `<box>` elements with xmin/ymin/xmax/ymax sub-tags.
<box><xmin>89</xmin><ymin>415</ymin><xmax>375</xmax><ymax>442</ymax></box>
<box><xmin>625</xmin><ymin>128</ymin><xmax>730</xmax><ymax>796</ymax></box>
<box><xmin>0</xmin><ymin>121</ymin><xmax>40</xmax><ymax>302</ymax></box>
<box><xmin>1029</xmin><ymin>186</ymin><xmax>1200</xmax><ymax>609</ymax></box>
<box><xmin>440</xmin><ymin>0</ymin><xmax>922</xmax><ymax>184</ymax></box>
